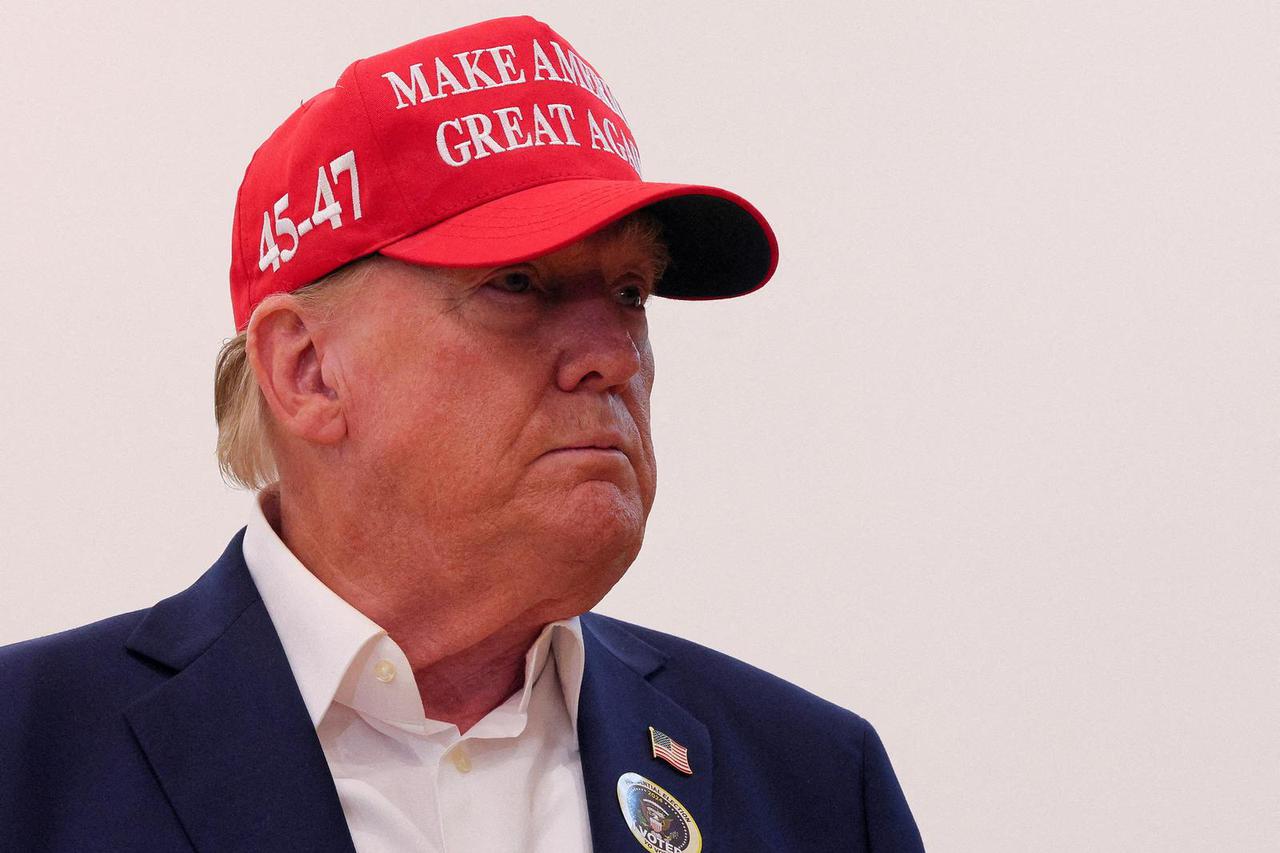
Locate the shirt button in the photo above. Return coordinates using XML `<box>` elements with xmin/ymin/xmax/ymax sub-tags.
<box><xmin>372</xmin><ymin>660</ymin><xmax>396</xmax><ymax>683</ymax></box>
<box><xmin>448</xmin><ymin>744</ymin><xmax>472</xmax><ymax>774</ymax></box>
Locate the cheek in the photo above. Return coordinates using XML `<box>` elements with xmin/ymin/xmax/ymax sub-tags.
<box><xmin>638</xmin><ymin>337</ymin><xmax>655</xmax><ymax>391</ymax></box>
<box><xmin>634</xmin><ymin>339</ymin><xmax>656</xmax><ymax>421</ymax></box>
<box><xmin>355</xmin><ymin>331</ymin><xmax>544</xmax><ymax>466</ymax></box>
<box><xmin>630</xmin><ymin>346</ymin><xmax>658</xmax><ymax>478</ymax></box>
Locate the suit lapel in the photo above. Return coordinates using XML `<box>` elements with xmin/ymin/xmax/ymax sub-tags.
<box><xmin>578</xmin><ymin>614</ymin><xmax>713</xmax><ymax>851</ymax></box>
<box><xmin>123</xmin><ymin>530</ymin><xmax>355</xmax><ymax>853</ymax></box>
<box><xmin>121</xmin><ymin>534</ymin><xmax>712</xmax><ymax>852</ymax></box>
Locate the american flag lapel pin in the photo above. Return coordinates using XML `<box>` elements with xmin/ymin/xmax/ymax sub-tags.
<box><xmin>648</xmin><ymin>726</ymin><xmax>693</xmax><ymax>775</ymax></box>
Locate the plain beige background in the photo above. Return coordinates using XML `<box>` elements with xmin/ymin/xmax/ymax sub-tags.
<box><xmin>2</xmin><ymin>1</ymin><xmax>1277</xmax><ymax>849</ymax></box>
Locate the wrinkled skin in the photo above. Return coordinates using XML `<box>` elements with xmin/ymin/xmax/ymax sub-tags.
<box><xmin>248</xmin><ymin>221</ymin><xmax>663</xmax><ymax>729</ymax></box>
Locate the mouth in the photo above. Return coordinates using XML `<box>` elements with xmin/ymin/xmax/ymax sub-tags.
<box><xmin>544</xmin><ymin>432</ymin><xmax>628</xmax><ymax>458</ymax></box>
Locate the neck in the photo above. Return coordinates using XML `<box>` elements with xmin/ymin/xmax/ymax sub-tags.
<box><xmin>263</xmin><ymin>484</ymin><xmax>568</xmax><ymax>733</ymax></box>
<box><xmin>409</xmin><ymin>623</ymin><xmax>544</xmax><ymax>733</ymax></box>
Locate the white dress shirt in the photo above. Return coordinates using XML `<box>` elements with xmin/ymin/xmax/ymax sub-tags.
<box><xmin>240</xmin><ymin>489</ymin><xmax>594</xmax><ymax>852</ymax></box>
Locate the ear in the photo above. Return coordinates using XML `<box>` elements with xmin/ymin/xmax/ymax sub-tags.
<box><xmin>246</xmin><ymin>295</ymin><xmax>347</xmax><ymax>446</ymax></box>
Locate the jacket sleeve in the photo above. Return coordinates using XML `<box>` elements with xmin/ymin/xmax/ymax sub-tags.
<box><xmin>861</xmin><ymin>720</ymin><xmax>926</xmax><ymax>851</ymax></box>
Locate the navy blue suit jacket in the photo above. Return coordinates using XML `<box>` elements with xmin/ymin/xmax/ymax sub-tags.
<box><xmin>0</xmin><ymin>530</ymin><xmax>924</xmax><ymax>851</ymax></box>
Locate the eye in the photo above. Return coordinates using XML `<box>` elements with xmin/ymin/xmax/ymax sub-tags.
<box><xmin>487</xmin><ymin>270</ymin><xmax>536</xmax><ymax>295</ymax></box>
<box><xmin>616</xmin><ymin>279</ymin><xmax>652</xmax><ymax>310</ymax></box>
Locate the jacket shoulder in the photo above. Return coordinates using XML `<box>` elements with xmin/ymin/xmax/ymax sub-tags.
<box><xmin>0</xmin><ymin>608</ymin><xmax>155</xmax><ymax>710</ymax></box>
<box><xmin>583</xmin><ymin>613</ymin><xmax>926</xmax><ymax>849</ymax></box>
<box><xmin>0</xmin><ymin>527</ymin><xmax>255</xmax><ymax>716</ymax></box>
<box><xmin>583</xmin><ymin>612</ymin><xmax>870</xmax><ymax>735</ymax></box>
<box><xmin>0</xmin><ymin>608</ymin><xmax>151</xmax><ymax>671</ymax></box>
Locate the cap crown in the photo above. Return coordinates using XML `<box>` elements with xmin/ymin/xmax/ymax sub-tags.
<box><xmin>230</xmin><ymin>16</ymin><xmax>640</xmax><ymax>331</ymax></box>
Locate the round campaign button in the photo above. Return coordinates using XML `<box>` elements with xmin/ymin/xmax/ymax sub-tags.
<box><xmin>616</xmin><ymin>771</ymin><xmax>703</xmax><ymax>853</ymax></box>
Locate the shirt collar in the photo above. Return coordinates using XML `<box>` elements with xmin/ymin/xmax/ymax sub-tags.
<box><xmin>241</xmin><ymin>488</ymin><xmax>383</xmax><ymax>728</ymax></box>
<box><xmin>240</xmin><ymin>488</ymin><xmax>586</xmax><ymax>735</ymax></box>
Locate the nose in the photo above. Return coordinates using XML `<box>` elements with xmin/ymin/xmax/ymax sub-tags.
<box><xmin>553</xmin><ymin>295</ymin><xmax>645</xmax><ymax>394</ymax></box>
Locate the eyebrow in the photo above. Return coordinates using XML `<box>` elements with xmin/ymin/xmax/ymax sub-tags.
<box><xmin>573</xmin><ymin>231</ymin><xmax>670</xmax><ymax>279</ymax></box>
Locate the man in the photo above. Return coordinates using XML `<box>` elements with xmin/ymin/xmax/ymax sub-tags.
<box><xmin>0</xmin><ymin>16</ymin><xmax>924</xmax><ymax>852</ymax></box>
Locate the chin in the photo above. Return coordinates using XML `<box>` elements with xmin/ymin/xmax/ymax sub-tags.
<box><xmin>515</xmin><ymin>488</ymin><xmax>648</xmax><ymax>622</ymax></box>
<box><xmin>567</xmin><ymin>478</ymin><xmax>647</xmax><ymax>523</ymax></box>
<box><xmin>551</xmin><ymin>482</ymin><xmax>648</xmax><ymax>565</ymax></box>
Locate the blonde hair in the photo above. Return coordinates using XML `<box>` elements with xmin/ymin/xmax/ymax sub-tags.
<box><xmin>214</xmin><ymin>260</ymin><xmax>373</xmax><ymax>489</ymax></box>
<box><xmin>213</xmin><ymin>212</ymin><xmax>669</xmax><ymax>490</ymax></box>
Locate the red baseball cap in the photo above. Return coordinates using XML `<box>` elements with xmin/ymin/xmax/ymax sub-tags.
<box><xmin>229</xmin><ymin>15</ymin><xmax>779</xmax><ymax>331</ymax></box>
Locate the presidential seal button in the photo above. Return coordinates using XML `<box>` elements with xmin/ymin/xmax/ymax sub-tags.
<box><xmin>616</xmin><ymin>771</ymin><xmax>703</xmax><ymax>853</ymax></box>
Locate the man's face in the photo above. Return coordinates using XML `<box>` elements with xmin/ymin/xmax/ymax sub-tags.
<box><xmin>319</xmin><ymin>220</ymin><xmax>662</xmax><ymax>605</ymax></box>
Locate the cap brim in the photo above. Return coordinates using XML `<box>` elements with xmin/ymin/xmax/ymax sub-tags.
<box><xmin>379</xmin><ymin>178</ymin><xmax>778</xmax><ymax>299</ymax></box>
